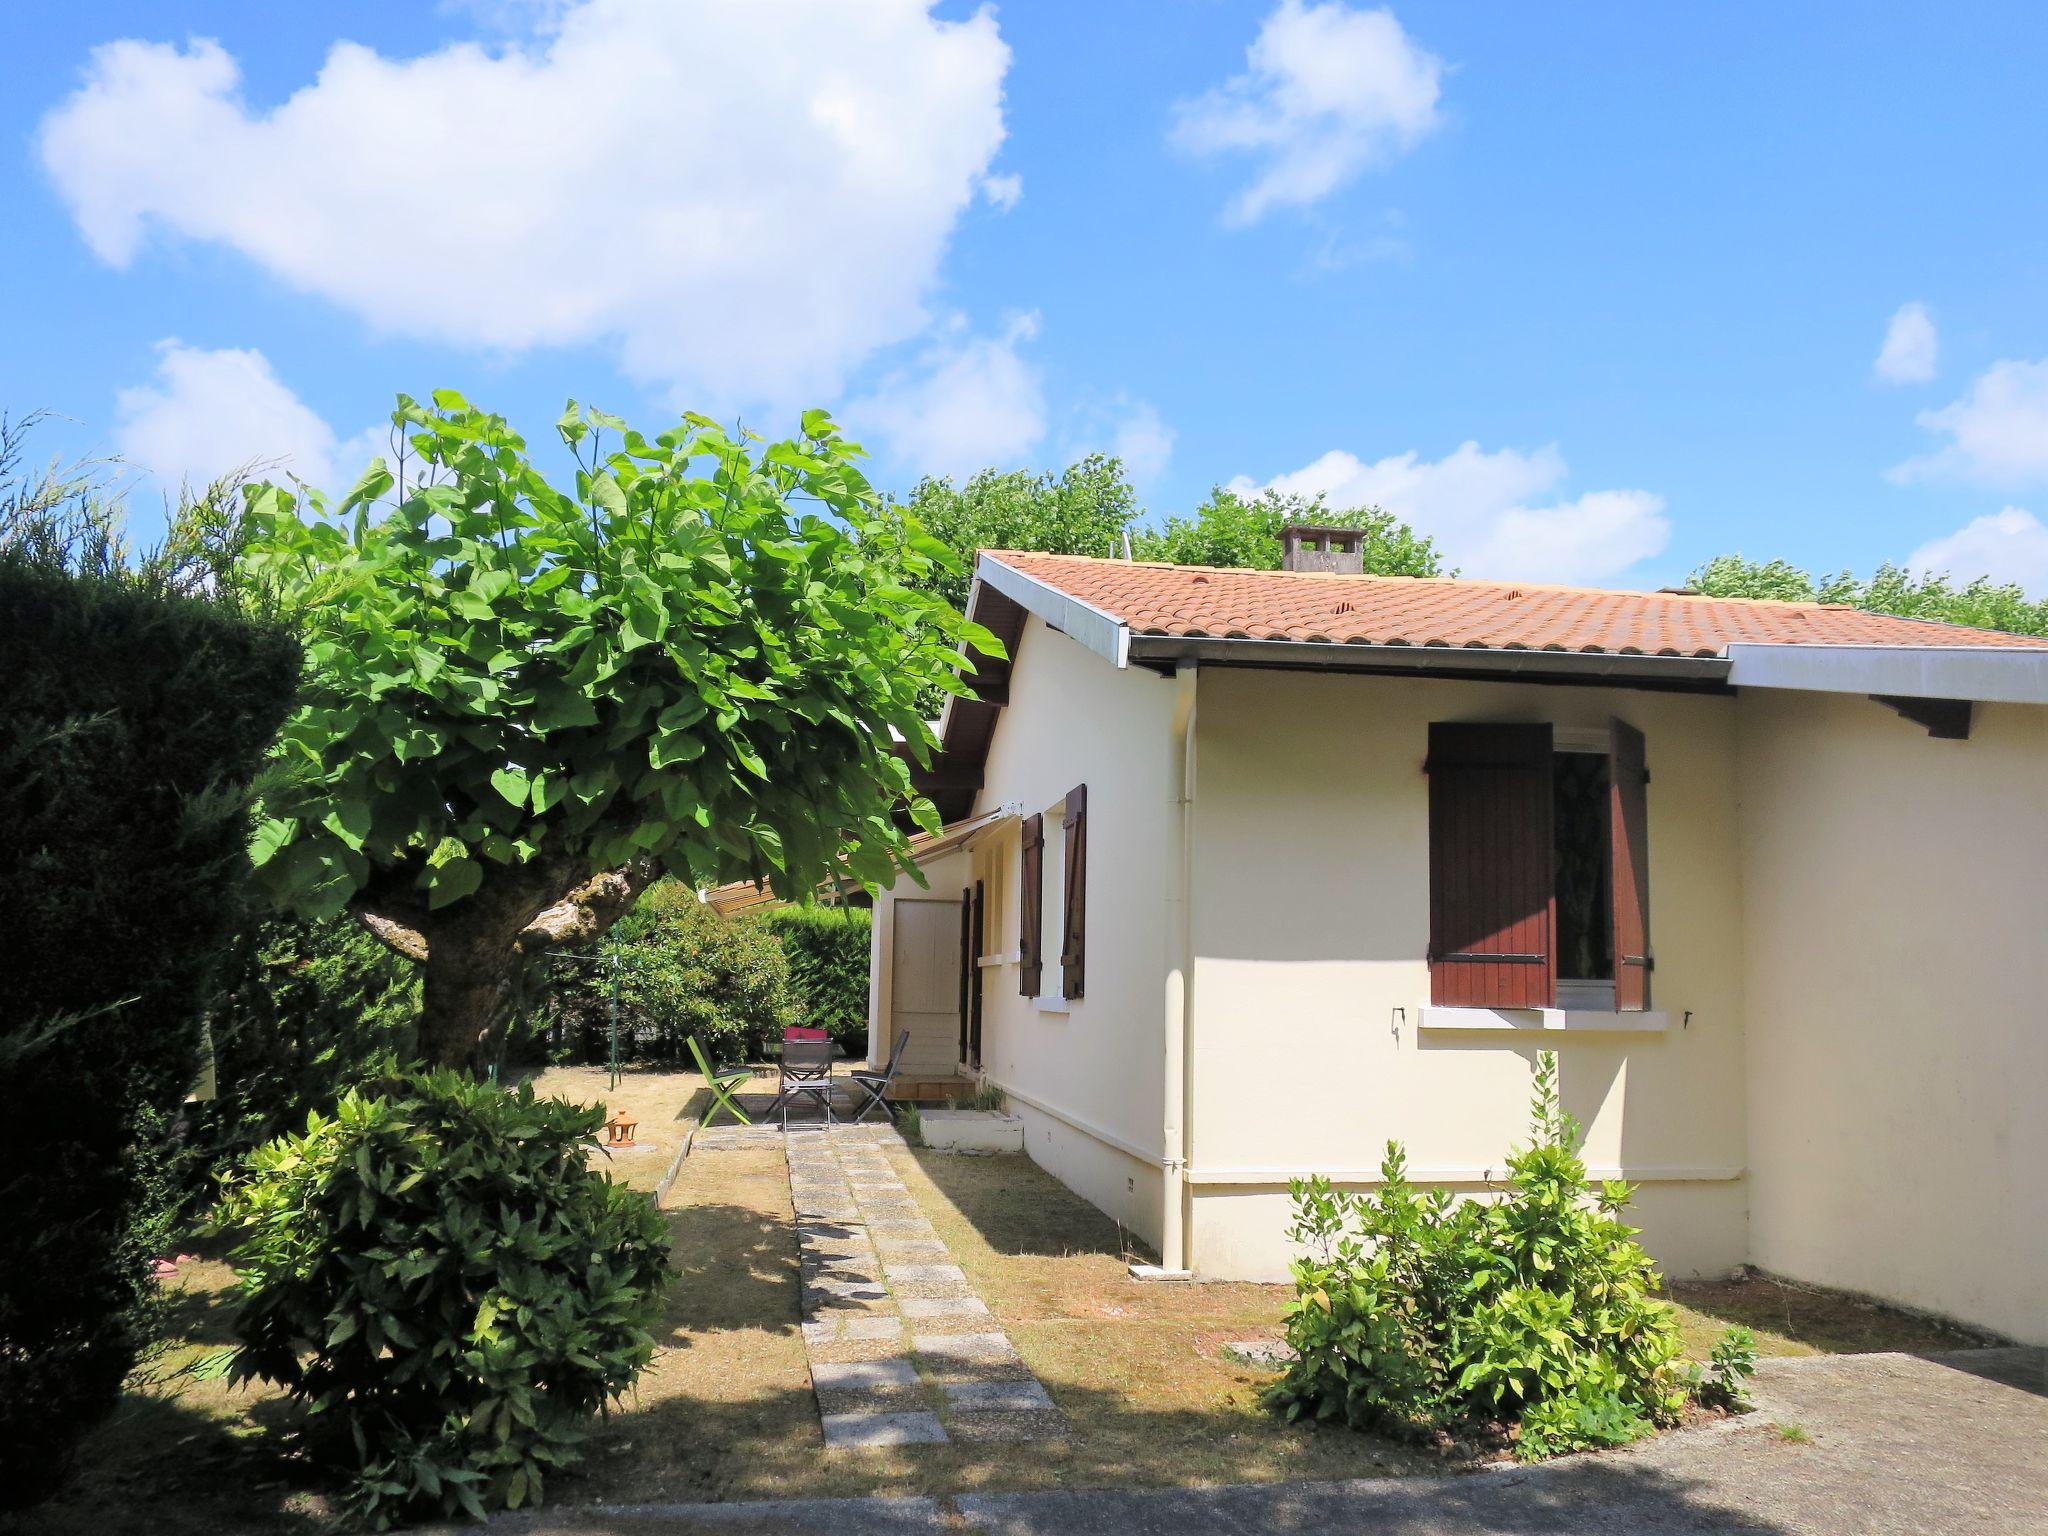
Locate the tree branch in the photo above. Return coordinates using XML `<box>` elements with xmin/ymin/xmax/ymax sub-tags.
<box><xmin>514</xmin><ymin>856</ymin><xmax>664</xmax><ymax>957</ymax></box>
<box><xmin>355</xmin><ymin>906</ymin><xmax>430</xmax><ymax>964</ymax></box>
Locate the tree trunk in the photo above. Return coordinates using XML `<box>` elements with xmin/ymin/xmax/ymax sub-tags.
<box><xmin>357</xmin><ymin>846</ymin><xmax>664</xmax><ymax>1072</ymax></box>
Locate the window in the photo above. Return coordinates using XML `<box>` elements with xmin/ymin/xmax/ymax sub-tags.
<box><xmin>1426</xmin><ymin>721</ymin><xmax>1650</xmax><ymax>1011</ymax></box>
<box><xmin>1018</xmin><ymin>784</ymin><xmax>1087</xmax><ymax>1003</ymax></box>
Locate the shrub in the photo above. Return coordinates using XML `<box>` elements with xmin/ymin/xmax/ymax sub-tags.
<box><xmin>1265</xmin><ymin>1053</ymin><xmax>1746</xmax><ymax>1459</ymax></box>
<box><xmin>219</xmin><ymin>1068</ymin><xmax>671</xmax><ymax>1527</ymax></box>
<box><xmin>0</xmin><ymin>539</ymin><xmax>299</xmax><ymax>1509</ymax></box>
<box><xmin>540</xmin><ymin>880</ymin><xmax>800</xmax><ymax>1067</ymax></box>
<box><xmin>1700</xmin><ymin>1325</ymin><xmax>1759</xmax><ymax>1411</ymax></box>
<box><xmin>755</xmin><ymin>904</ymin><xmax>871</xmax><ymax>1056</ymax></box>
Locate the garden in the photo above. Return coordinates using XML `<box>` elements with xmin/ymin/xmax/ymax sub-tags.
<box><xmin>1</xmin><ymin>399</ymin><xmax>1997</xmax><ymax>1532</ymax></box>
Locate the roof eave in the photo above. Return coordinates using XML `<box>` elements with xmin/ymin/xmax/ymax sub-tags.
<box><xmin>1726</xmin><ymin>642</ymin><xmax>2048</xmax><ymax>705</ymax></box>
<box><xmin>1125</xmin><ymin>633</ymin><xmax>1734</xmax><ymax>687</ymax></box>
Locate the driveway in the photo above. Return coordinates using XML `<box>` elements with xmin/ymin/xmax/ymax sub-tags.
<box><xmin>492</xmin><ymin>1347</ymin><xmax>2047</xmax><ymax>1535</ymax></box>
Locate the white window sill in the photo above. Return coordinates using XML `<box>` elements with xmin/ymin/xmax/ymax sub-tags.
<box><xmin>1032</xmin><ymin>995</ymin><xmax>1071</xmax><ymax>1015</ymax></box>
<box><xmin>1420</xmin><ymin>1006</ymin><xmax>1668</xmax><ymax>1033</ymax></box>
<box><xmin>976</xmin><ymin>950</ymin><xmax>1018</xmax><ymax>969</ymax></box>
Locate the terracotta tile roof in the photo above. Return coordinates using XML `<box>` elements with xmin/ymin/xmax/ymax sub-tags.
<box><xmin>985</xmin><ymin>551</ymin><xmax>2048</xmax><ymax>658</ymax></box>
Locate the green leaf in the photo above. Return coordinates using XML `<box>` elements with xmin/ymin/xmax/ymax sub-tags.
<box><xmin>490</xmin><ymin>767</ymin><xmax>530</xmax><ymax>808</ymax></box>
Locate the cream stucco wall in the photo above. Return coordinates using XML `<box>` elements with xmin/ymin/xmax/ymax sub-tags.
<box><xmin>1735</xmin><ymin>691</ymin><xmax>2048</xmax><ymax>1345</ymax></box>
<box><xmin>1185</xmin><ymin>668</ymin><xmax>1751</xmax><ymax>1282</ymax></box>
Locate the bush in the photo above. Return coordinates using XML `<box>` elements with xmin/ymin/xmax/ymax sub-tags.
<box><xmin>0</xmin><ymin>543</ymin><xmax>299</xmax><ymax>1509</ymax></box>
<box><xmin>755</xmin><ymin>904</ymin><xmax>871</xmax><ymax>1056</ymax></box>
<box><xmin>539</xmin><ymin>880</ymin><xmax>800</xmax><ymax>1068</ymax></box>
<box><xmin>219</xmin><ymin>1068</ymin><xmax>671</xmax><ymax>1528</ymax></box>
<box><xmin>1265</xmin><ymin>1053</ymin><xmax>1747</xmax><ymax>1460</ymax></box>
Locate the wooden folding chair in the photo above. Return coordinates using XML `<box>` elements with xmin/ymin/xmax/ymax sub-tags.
<box><xmin>687</xmin><ymin>1035</ymin><xmax>754</xmax><ymax>1128</ymax></box>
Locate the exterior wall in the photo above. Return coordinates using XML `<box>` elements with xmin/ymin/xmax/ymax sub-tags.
<box><xmin>1186</xmin><ymin>668</ymin><xmax>1751</xmax><ymax>1282</ymax></box>
<box><xmin>1736</xmin><ymin>691</ymin><xmax>2048</xmax><ymax>1345</ymax></box>
<box><xmin>965</xmin><ymin>616</ymin><xmax>1181</xmax><ymax>1251</ymax></box>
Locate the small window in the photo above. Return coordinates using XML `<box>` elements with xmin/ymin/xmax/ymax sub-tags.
<box><xmin>1553</xmin><ymin>751</ymin><xmax>1615</xmax><ymax>1009</ymax></box>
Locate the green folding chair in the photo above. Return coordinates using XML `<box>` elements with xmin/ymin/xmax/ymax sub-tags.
<box><xmin>687</xmin><ymin>1035</ymin><xmax>754</xmax><ymax>1128</ymax></box>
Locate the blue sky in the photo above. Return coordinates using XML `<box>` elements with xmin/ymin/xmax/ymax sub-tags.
<box><xmin>6</xmin><ymin>0</ymin><xmax>2047</xmax><ymax>589</ymax></box>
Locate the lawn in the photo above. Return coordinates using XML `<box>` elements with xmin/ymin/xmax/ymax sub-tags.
<box><xmin>17</xmin><ymin>1066</ymin><xmax>1993</xmax><ymax>1532</ymax></box>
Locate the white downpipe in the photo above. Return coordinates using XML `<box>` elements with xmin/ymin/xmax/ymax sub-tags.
<box><xmin>1162</xmin><ymin>663</ymin><xmax>1198</xmax><ymax>1272</ymax></box>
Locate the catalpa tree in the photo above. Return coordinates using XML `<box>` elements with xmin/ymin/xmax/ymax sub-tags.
<box><xmin>243</xmin><ymin>393</ymin><xmax>991</xmax><ymax>1068</ymax></box>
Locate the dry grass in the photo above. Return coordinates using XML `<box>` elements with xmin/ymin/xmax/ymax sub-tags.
<box><xmin>20</xmin><ymin>1068</ymin><xmax>1998</xmax><ymax>1528</ymax></box>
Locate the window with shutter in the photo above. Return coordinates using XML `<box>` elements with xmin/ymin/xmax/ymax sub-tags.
<box><xmin>1018</xmin><ymin>812</ymin><xmax>1043</xmax><ymax>997</ymax></box>
<box><xmin>1609</xmin><ymin>718</ymin><xmax>1653</xmax><ymax>1010</ymax></box>
<box><xmin>1427</xmin><ymin>723</ymin><xmax>1556</xmax><ymax>1008</ymax></box>
<box><xmin>1060</xmin><ymin>783</ymin><xmax>1087</xmax><ymax>1000</ymax></box>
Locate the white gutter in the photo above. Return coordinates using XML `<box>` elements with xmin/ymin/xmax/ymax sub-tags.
<box><xmin>1159</xmin><ymin>662</ymin><xmax>1198</xmax><ymax>1276</ymax></box>
<box><xmin>976</xmin><ymin>555</ymin><xmax>1132</xmax><ymax>669</ymax></box>
<box><xmin>1726</xmin><ymin>643</ymin><xmax>2048</xmax><ymax>705</ymax></box>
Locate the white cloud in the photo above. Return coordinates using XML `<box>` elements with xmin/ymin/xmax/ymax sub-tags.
<box><xmin>115</xmin><ymin>341</ymin><xmax>343</xmax><ymax>490</ymax></box>
<box><xmin>1874</xmin><ymin>301</ymin><xmax>1938</xmax><ymax>384</ymax></box>
<box><xmin>40</xmin><ymin>1</ymin><xmax>1011</xmax><ymax>407</ymax></box>
<box><xmin>1908</xmin><ymin>506</ymin><xmax>2048</xmax><ymax>597</ymax></box>
<box><xmin>1171</xmin><ymin>1</ymin><xmax>1443</xmax><ymax>225</ymax></box>
<box><xmin>981</xmin><ymin>172</ymin><xmax>1023</xmax><ymax>212</ymax></box>
<box><xmin>1109</xmin><ymin>399</ymin><xmax>1176</xmax><ymax>483</ymax></box>
<box><xmin>1891</xmin><ymin>357</ymin><xmax>2048</xmax><ymax>486</ymax></box>
<box><xmin>847</xmin><ymin>313</ymin><xmax>1046</xmax><ymax>479</ymax></box>
<box><xmin>1233</xmin><ymin>440</ymin><xmax>1669</xmax><ymax>583</ymax></box>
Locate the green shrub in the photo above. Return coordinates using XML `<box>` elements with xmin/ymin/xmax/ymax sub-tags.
<box><xmin>0</xmin><ymin>539</ymin><xmax>299</xmax><ymax>1509</ymax></box>
<box><xmin>540</xmin><ymin>880</ymin><xmax>800</xmax><ymax>1067</ymax></box>
<box><xmin>1265</xmin><ymin>1053</ymin><xmax>1745</xmax><ymax>1459</ymax></box>
<box><xmin>219</xmin><ymin>1068</ymin><xmax>670</xmax><ymax>1527</ymax></box>
<box><xmin>756</xmin><ymin>904</ymin><xmax>871</xmax><ymax>1056</ymax></box>
<box><xmin>1700</xmin><ymin>1325</ymin><xmax>1759</xmax><ymax>1411</ymax></box>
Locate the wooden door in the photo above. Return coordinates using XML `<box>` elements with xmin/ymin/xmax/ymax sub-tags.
<box><xmin>892</xmin><ymin>896</ymin><xmax>963</xmax><ymax>1079</ymax></box>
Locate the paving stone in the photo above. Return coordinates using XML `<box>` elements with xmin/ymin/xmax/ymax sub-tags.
<box><xmin>873</xmin><ymin>1238</ymin><xmax>950</xmax><ymax>1261</ymax></box>
<box><xmin>899</xmin><ymin>1295</ymin><xmax>991</xmax><ymax>1322</ymax></box>
<box><xmin>840</xmin><ymin>1314</ymin><xmax>906</xmax><ymax>1342</ymax></box>
<box><xmin>813</xmin><ymin>1357</ymin><xmax>921</xmax><ymax>1394</ymax></box>
<box><xmin>913</xmin><ymin>1331</ymin><xmax>1019</xmax><ymax>1365</ymax></box>
<box><xmin>820</xmin><ymin>1411</ymin><xmax>948</xmax><ymax>1449</ymax></box>
<box><xmin>866</xmin><ymin>1220</ymin><xmax>939</xmax><ymax>1240</ymax></box>
<box><xmin>944</xmin><ymin>1379</ymin><xmax>1054</xmax><ymax>1412</ymax></box>
<box><xmin>883</xmin><ymin>1263</ymin><xmax>968</xmax><ymax>1288</ymax></box>
<box><xmin>946</xmin><ymin>1409</ymin><xmax>1069</xmax><ymax>1443</ymax></box>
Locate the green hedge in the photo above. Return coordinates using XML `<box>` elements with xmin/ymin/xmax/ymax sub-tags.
<box><xmin>0</xmin><ymin>550</ymin><xmax>299</xmax><ymax>1509</ymax></box>
<box><xmin>755</xmin><ymin>905</ymin><xmax>871</xmax><ymax>1057</ymax></box>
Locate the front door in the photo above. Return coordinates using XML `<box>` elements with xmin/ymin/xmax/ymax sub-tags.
<box><xmin>891</xmin><ymin>896</ymin><xmax>961</xmax><ymax>1080</ymax></box>
<box><xmin>969</xmin><ymin>880</ymin><xmax>985</xmax><ymax>1069</ymax></box>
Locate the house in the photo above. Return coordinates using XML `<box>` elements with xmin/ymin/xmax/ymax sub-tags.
<box><xmin>863</xmin><ymin>527</ymin><xmax>2048</xmax><ymax>1346</ymax></box>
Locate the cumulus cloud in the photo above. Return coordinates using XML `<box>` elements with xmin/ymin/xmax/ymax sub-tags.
<box><xmin>1109</xmin><ymin>399</ymin><xmax>1177</xmax><ymax>483</ymax></box>
<box><xmin>981</xmin><ymin>172</ymin><xmax>1023</xmax><ymax>212</ymax></box>
<box><xmin>115</xmin><ymin>341</ymin><xmax>345</xmax><ymax>491</ymax></box>
<box><xmin>1233</xmin><ymin>440</ymin><xmax>1669</xmax><ymax>583</ymax></box>
<box><xmin>40</xmin><ymin>1</ymin><xmax>1012</xmax><ymax>406</ymax></box>
<box><xmin>1874</xmin><ymin>301</ymin><xmax>1938</xmax><ymax>384</ymax></box>
<box><xmin>1171</xmin><ymin>1</ymin><xmax>1443</xmax><ymax>225</ymax></box>
<box><xmin>1908</xmin><ymin>506</ymin><xmax>2048</xmax><ymax>597</ymax></box>
<box><xmin>1891</xmin><ymin>357</ymin><xmax>2048</xmax><ymax>486</ymax></box>
<box><xmin>847</xmin><ymin>313</ymin><xmax>1046</xmax><ymax>479</ymax></box>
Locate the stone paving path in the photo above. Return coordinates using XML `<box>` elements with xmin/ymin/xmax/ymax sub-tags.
<box><xmin>782</xmin><ymin>1122</ymin><xmax>1067</xmax><ymax>1450</ymax></box>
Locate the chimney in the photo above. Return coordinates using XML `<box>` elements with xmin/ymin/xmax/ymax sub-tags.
<box><xmin>1279</xmin><ymin>523</ymin><xmax>1366</xmax><ymax>575</ymax></box>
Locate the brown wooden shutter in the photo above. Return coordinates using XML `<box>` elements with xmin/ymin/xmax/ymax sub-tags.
<box><xmin>1609</xmin><ymin>718</ymin><xmax>1652</xmax><ymax>1010</ymax></box>
<box><xmin>958</xmin><ymin>886</ymin><xmax>973</xmax><ymax>1061</ymax></box>
<box><xmin>1427</xmin><ymin>723</ymin><xmax>1555</xmax><ymax>1008</ymax></box>
<box><xmin>1060</xmin><ymin>784</ymin><xmax>1087</xmax><ymax>1000</ymax></box>
<box><xmin>1018</xmin><ymin>812</ymin><xmax>1043</xmax><ymax>997</ymax></box>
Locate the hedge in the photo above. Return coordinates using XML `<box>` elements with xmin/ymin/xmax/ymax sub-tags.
<box><xmin>755</xmin><ymin>904</ymin><xmax>871</xmax><ymax>1057</ymax></box>
<box><xmin>0</xmin><ymin>550</ymin><xmax>299</xmax><ymax>1508</ymax></box>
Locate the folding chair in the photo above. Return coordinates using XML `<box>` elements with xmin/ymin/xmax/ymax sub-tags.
<box><xmin>777</xmin><ymin>1038</ymin><xmax>836</xmax><ymax>1129</ymax></box>
<box><xmin>850</xmin><ymin>1031</ymin><xmax>911</xmax><ymax>1123</ymax></box>
<box><xmin>687</xmin><ymin>1035</ymin><xmax>754</xmax><ymax>1128</ymax></box>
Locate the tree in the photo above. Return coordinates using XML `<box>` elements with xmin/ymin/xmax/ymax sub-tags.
<box><xmin>1690</xmin><ymin>554</ymin><xmax>2048</xmax><ymax>636</ymax></box>
<box><xmin>1135</xmin><ymin>485</ymin><xmax>1449</xmax><ymax>576</ymax></box>
<box><xmin>242</xmin><ymin>393</ymin><xmax>991</xmax><ymax>1069</ymax></box>
<box><xmin>899</xmin><ymin>453</ymin><xmax>1143</xmax><ymax>611</ymax></box>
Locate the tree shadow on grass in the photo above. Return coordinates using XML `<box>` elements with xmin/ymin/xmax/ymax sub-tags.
<box><xmin>1668</xmin><ymin>1273</ymin><xmax>2003</xmax><ymax>1357</ymax></box>
<box><xmin>903</xmin><ymin>1150</ymin><xmax>1146</xmax><ymax>1263</ymax></box>
<box><xmin>661</xmin><ymin>1200</ymin><xmax>801</xmax><ymax>1338</ymax></box>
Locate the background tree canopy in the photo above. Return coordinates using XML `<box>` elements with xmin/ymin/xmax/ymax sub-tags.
<box><xmin>1690</xmin><ymin>553</ymin><xmax>2048</xmax><ymax>636</ymax></box>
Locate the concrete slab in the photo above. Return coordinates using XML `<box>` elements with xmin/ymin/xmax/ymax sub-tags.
<box><xmin>899</xmin><ymin>1295</ymin><xmax>992</xmax><ymax>1321</ymax></box>
<box><xmin>883</xmin><ymin>1263</ymin><xmax>968</xmax><ymax>1287</ymax></box>
<box><xmin>812</xmin><ymin>1357</ymin><xmax>921</xmax><ymax>1394</ymax></box>
<box><xmin>819</xmin><ymin>1411</ymin><xmax>948</xmax><ymax>1449</ymax></box>
<box><xmin>944</xmin><ymin>1379</ymin><xmax>1054</xmax><ymax>1412</ymax></box>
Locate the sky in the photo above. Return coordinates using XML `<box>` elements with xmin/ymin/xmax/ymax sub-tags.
<box><xmin>5</xmin><ymin>0</ymin><xmax>2047</xmax><ymax>591</ymax></box>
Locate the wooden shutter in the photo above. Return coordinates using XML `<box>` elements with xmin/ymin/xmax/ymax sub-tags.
<box><xmin>957</xmin><ymin>886</ymin><xmax>972</xmax><ymax>1061</ymax></box>
<box><xmin>1018</xmin><ymin>813</ymin><xmax>1043</xmax><ymax>997</ymax></box>
<box><xmin>1427</xmin><ymin>723</ymin><xmax>1555</xmax><ymax>1008</ymax></box>
<box><xmin>1060</xmin><ymin>784</ymin><xmax>1088</xmax><ymax>1000</ymax></box>
<box><xmin>1609</xmin><ymin>718</ymin><xmax>1653</xmax><ymax>1010</ymax></box>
